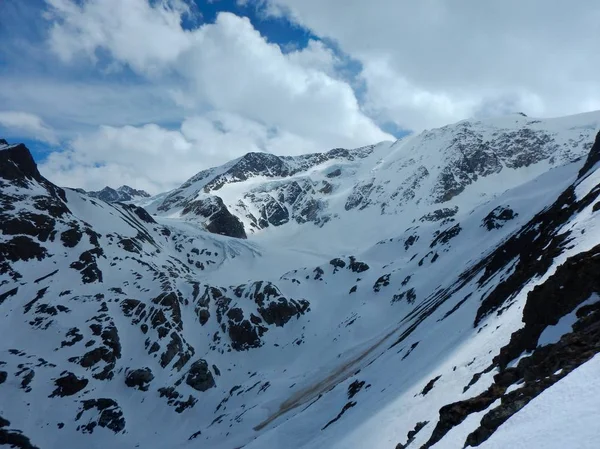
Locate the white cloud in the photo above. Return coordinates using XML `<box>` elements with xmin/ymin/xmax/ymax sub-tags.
<box><xmin>34</xmin><ymin>0</ymin><xmax>392</xmax><ymax>191</ymax></box>
<box><xmin>0</xmin><ymin>77</ymin><xmax>184</xmax><ymax>133</ymax></box>
<box><xmin>39</xmin><ymin>112</ymin><xmax>331</xmax><ymax>194</ymax></box>
<box><xmin>45</xmin><ymin>0</ymin><xmax>194</xmax><ymax>74</ymax></box>
<box><xmin>0</xmin><ymin>111</ymin><xmax>58</xmax><ymax>144</ymax></box>
<box><xmin>264</xmin><ymin>0</ymin><xmax>600</xmax><ymax>130</ymax></box>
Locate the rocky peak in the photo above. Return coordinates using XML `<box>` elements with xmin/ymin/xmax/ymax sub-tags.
<box><xmin>85</xmin><ymin>185</ymin><xmax>151</xmax><ymax>203</ymax></box>
<box><xmin>117</xmin><ymin>185</ymin><xmax>150</xmax><ymax>198</ymax></box>
<box><xmin>204</xmin><ymin>152</ymin><xmax>289</xmax><ymax>192</ymax></box>
<box><xmin>0</xmin><ymin>140</ymin><xmax>43</xmax><ymax>186</ymax></box>
<box><xmin>578</xmin><ymin>131</ymin><xmax>600</xmax><ymax>178</ymax></box>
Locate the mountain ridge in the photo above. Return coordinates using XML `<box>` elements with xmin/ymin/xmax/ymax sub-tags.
<box><xmin>1</xmin><ymin>111</ymin><xmax>600</xmax><ymax>449</ymax></box>
<box><xmin>74</xmin><ymin>185</ymin><xmax>151</xmax><ymax>203</ymax></box>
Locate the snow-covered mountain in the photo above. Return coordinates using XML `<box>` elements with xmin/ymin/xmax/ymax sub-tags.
<box><xmin>1</xmin><ymin>112</ymin><xmax>600</xmax><ymax>449</ymax></box>
<box><xmin>146</xmin><ymin>112</ymin><xmax>600</xmax><ymax>253</ymax></box>
<box><xmin>75</xmin><ymin>185</ymin><xmax>151</xmax><ymax>203</ymax></box>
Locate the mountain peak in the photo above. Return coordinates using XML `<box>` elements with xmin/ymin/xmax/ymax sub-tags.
<box><xmin>84</xmin><ymin>185</ymin><xmax>151</xmax><ymax>203</ymax></box>
<box><xmin>117</xmin><ymin>185</ymin><xmax>151</xmax><ymax>197</ymax></box>
<box><xmin>2</xmin><ymin>115</ymin><xmax>600</xmax><ymax>449</ymax></box>
<box><xmin>0</xmin><ymin>140</ymin><xmax>43</xmax><ymax>185</ymax></box>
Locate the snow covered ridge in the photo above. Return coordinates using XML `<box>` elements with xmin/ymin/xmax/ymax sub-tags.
<box><xmin>1</xmin><ymin>112</ymin><xmax>600</xmax><ymax>449</ymax></box>
<box><xmin>73</xmin><ymin>185</ymin><xmax>151</xmax><ymax>203</ymax></box>
<box><xmin>146</xmin><ymin>111</ymin><xmax>600</xmax><ymax>247</ymax></box>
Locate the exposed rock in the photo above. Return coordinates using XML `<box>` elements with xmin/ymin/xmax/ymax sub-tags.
<box><xmin>51</xmin><ymin>372</ymin><xmax>89</xmax><ymax>397</ymax></box>
<box><xmin>0</xmin><ymin>416</ymin><xmax>39</xmax><ymax>449</ymax></box>
<box><xmin>84</xmin><ymin>185</ymin><xmax>150</xmax><ymax>203</ymax></box>
<box><xmin>321</xmin><ymin>401</ymin><xmax>357</xmax><ymax>430</ymax></box>
<box><xmin>348</xmin><ymin>256</ymin><xmax>369</xmax><ymax>273</ymax></box>
<box><xmin>125</xmin><ymin>368</ymin><xmax>154</xmax><ymax>391</ymax></box>
<box><xmin>326</xmin><ymin>168</ymin><xmax>342</xmax><ymax>178</ymax></box>
<box><xmin>347</xmin><ymin>380</ymin><xmax>365</xmax><ymax>399</ymax></box>
<box><xmin>482</xmin><ymin>206</ymin><xmax>518</xmax><ymax>230</ymax></box>
<box><xmin>330</xmin><ymin>258</ymin><xmax>346</xmax><ymax>272</ymax></box>
<box><xmin>396</xmin><ymin>421</ymin><xmax>429</xmax><ymax>449</ymax></box>
<box><xmin>60</xmin><ymin>226</ymin><xmax>83</xmax><ymax>248</ymax></box>
<box><xmin>430</xmin><ymin>224</ymin><xmax>461</xmax><ymax>248</ymax></box>
<box><xmin>420</xmin><ymin>207</ymin><xmax>458</xmax><ymax>222</ymax></box>
<box><xmin>182</xmin><ymin>196</ymin><xmax>246</xmax><ymax>239</ymax></box>
<box><xmin>420</xmin><ymin>375</ymin><xmax>441</xmax><ymax>396</ymax></box>
<box><xmin>186</xmin><ymin>360</ymin><xmax>216</xmax><ymax>392</ymax></box>
<box><xmin>76</xmin><ymin>399</ymin><xmax>126</xmax><ymax>434</ymax></box>
<box><xmin>0</xmin><ymin>142</ymin><xmax>44</xmax><ymax>186</ymax></box>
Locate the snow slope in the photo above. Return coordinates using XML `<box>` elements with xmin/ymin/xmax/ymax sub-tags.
<box><xmin>148</xmin><ymin>111</ymin><xmax>600</xmax><ymax>253</ymax></box>
<box><xmin>479</xmin><ymin>355</ymin><xmax>600</xmax><ymax>449</ymax></box>
<box><xmin>1</xmin><ymin>112</ymin><xmax>600</xmax><ymax>449</ymax></box>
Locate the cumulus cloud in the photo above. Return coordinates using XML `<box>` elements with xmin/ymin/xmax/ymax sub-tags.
<box><xmin>34</xmin><ymin>0</ymin><xmax>391</xmax><ymax>190</ymax></box>
<box><xmin>0</xmin><ymin>111</ymin><xmax>58</xmax><ymax>144</ymax></box>
<box><xmin>45</xmin><ymin>0</ymin><xmax>195</xmax><ymax>73</ymax></box>
<box><xmin>39</xmin><ymin>112</ymin><xmax>332</xmax><ymax>193</ymax></box>
<box><xmin>264</xmin><ymin>0</ymin><xmax>600</xmax><ymax>129</ymax></box>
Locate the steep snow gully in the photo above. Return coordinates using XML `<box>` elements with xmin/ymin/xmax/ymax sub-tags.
<box><xmin>1</xmin><ymin>113</ymin><xmax>600</xmax><ymax>449</ymax></box>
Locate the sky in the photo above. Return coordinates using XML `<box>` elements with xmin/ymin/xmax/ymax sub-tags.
<box><xmin>1</xmin><ymin>0</ymin><xmax>600</xmax><ymax>194</ymax></box>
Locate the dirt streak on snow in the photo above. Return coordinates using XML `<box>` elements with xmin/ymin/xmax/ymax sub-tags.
<box><xmin>254</xmin><ymin>325</ymin><xmax>400</xmax><ymax>432</ymax></box>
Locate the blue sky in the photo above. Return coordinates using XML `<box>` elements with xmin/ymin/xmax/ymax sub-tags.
<box><xmin>0</xmin><ymin>0</ymin><xmax>400</xmax><ymax>167</ymax></box>
<box><xmin>1</xmin><ymin>0</ymin><xmax>598</xmax><ymax>193</ymax></box>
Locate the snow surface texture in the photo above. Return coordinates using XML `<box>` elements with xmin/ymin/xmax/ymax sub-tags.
<box><xmin>1</xmin><ymin>112</ymin><xmax>600</xmax><ymax>449</ymax></box>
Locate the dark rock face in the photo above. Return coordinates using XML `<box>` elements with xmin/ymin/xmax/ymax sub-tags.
<box><xmin>322</xmin><ymin>401</ymin><xmax>357</xmax><ymax>430</ymax></box>
<box><xmin>0</xmin><ymin>236</ymin><xmax>47</xmax><ymax>265</ymax></box>
<box><xmin>182</xmin><ymin>196</ymin><xmax>246</xmax><ymax>239</ymax></box>
<box><xmin>326</xmin><ymin>168</ymin><xmax>342</xmax><ymax>178</ymax></box>
<box><xmin>51</xmin><ymin>372</ymin><xmax>89</xmax><ymax>397</ymax></box>
<box><xmin>227</xmin><ymin>320</ymin><xmax>264</xmax><ymax>351</ymax></box>
<box><xmin>347</xmin><ymin>380</ymin><xmax>365</xmax><ymax>399</ymax></box>
<box><xmin>578</xmin><ymin>131</ymin><xmax>600</xmax><ymax>177</ymax></box>
<box><xmin>156</xmin><ymin>145</ymin><xmax>374</xmax><ymax>235</ymax></box>
<box><xmin>185</xmin><ymin>360</ymin><xmax>216</xmax><ymax>392</ymax></box>
<box><xmin>120</xmin><ymin>203</ymin><xmax>156</xmax><ymax>224</ymax></box>
<box><xmin>373</xmin><ymin>274</ymin><xmax>390</xmax><ymax>292</ymax></box>
<box><xmin>348</xmin><ymin>256</ymin><xmax>370</xmax><ymax>273</ymax></box>
<box><xmin>420</xmin><ymin>375</ymin><xmax>441</xmax><ymax>396</ymax></box>
<box><xmin>198</xmin><ymin>282</ymin><xmax>310</xmax><ymax>351</ymax></box>
<box><xmin>419</xmin><ymin>143</ymin><xmax>600</xmax><ymax>448</ymax></box>
<box><xmin>70</xmin><ymin>248</ymin><xmax>104</xmax><ymax>284</ymax></box>
<box><xmin>158</xmin><ymin>387</ymin><xmax>197</xmax><ymax>413</ymax></box>
<box><xmin>482</xmin><ymin>206</ymin><xmax>517</xmax><ymax>230</ymax></box>
<box><xmin>396</xmin><ymin>421</ymin><xmax>429</xmax><ymax>449</ymax></box>
<box><xmin>71</xmin><ymin>309</ymin><xmax>121</xmax><ymax>381</ymax></box>
<box><xmin>259</xmin><ymin>198</ymin><xmax>290</xmax><ymax>227</ymax></box>
<box><xmin>421</xmin><ymin>249</ymin><xmax>600</xmax><ymax>449</ymax></box>
<box><xmin>0</xmin><ymin>287</ymin><xmax>18</xmax><ymax>305</ymax></box>
<box><xmin>430</xmin><ymin>224</ymin><xmax>461</xmax><ymax>248</ymax></box>
<box><xmin>1</xmin><ymin>144</ymin><xmax>72</xmax><ymax>279</ymax></box>
<box><xmin>60</xmin><ymin>227</ymin><xmax>83</xmax><ymax>248</ymax></box>
<box><xmin>0</xmin><ymin>143</ymin><xmax>43</xmax><ymax>187</ymax></box>
<box><xmin>76</xmin><ymin>399</ymin><xmax>125</xmax><ymax>434</ymax></box>
<box><xmin>205</xmin><ymin>152</ymin><xmax>290</xmax><ymax>192</ymax></box>
<box><xmin>345</xmin><ymin>181</ymin><xmax>375</xmax><ymax>211</ymax></box>
<box><xmin>0</xmin><ymin>212</ymin><xmax>57</xmax><ymax>242</ymax></box>
<box><xmin>432</xmin><ymin>123</ymin><xmax>580</xmax><ymax>203</ymax></box>
<box><xmin>125</xmin><ymin>368</ymin><xmax>154</xmax><ymax>391</ymax></box>
<box><xmin>85</xmin><ymin>185</ymin><xmax>150</xmax><ymax>203</ymax></box>
<box><xmin>330</xmin><ymin>258</ymin><xmax>346</xmax><ymax>272</ymax></box>
<box><xmin>420</xmin><ymin>207</ymin><xmax>458</xmax><ymax>222</ymax></box>
<box><xmin>244</xmin><ymin>179</ymin><xmax>329</xmax><ymax>230</ymax></box>
<box><xmin>0</xmin><ymin>416</ymin><xmax>39</xmax><ymax>449</ymax></box>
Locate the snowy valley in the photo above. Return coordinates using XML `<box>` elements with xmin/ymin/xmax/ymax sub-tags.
<box><xmin>1</xmin><ymin>111</ymin><xmax>600</xmax><ymax>449</ymax></box>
